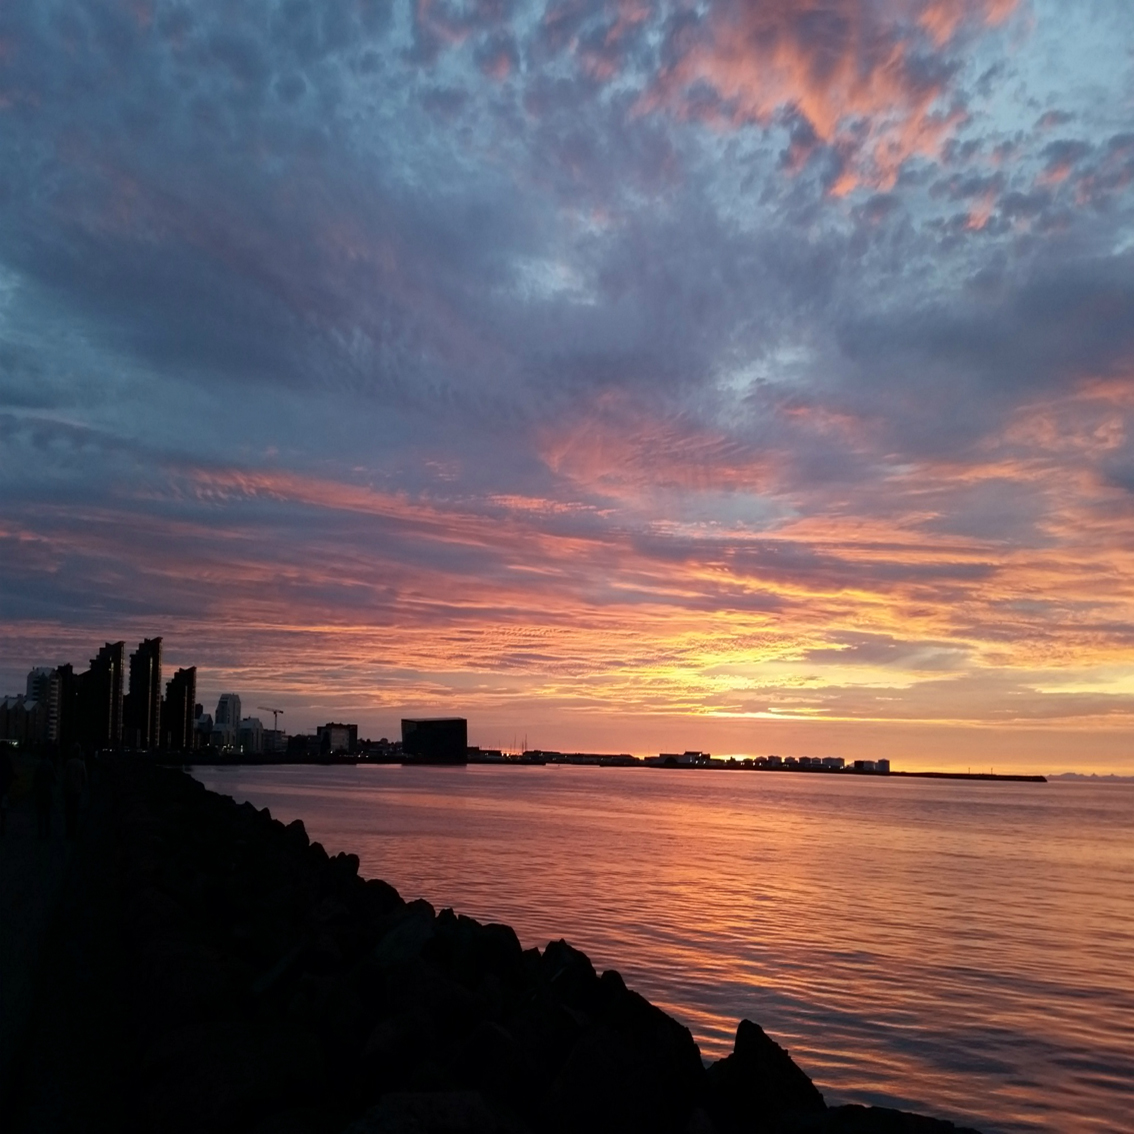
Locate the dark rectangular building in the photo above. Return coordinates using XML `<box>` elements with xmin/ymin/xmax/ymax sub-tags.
<box><xmin>162</xmin><ymin>666</ymin><xmax>197</xmax><ymax>753</ymax></box>
<box><xmin>78</xmin><ymin>641</ymin><xmax>125</xmax><ymax>750</ymax></box>
<box><xmin>401</xmin><ymin>718</ymin><xmax>467</xmax><ymax>764</ymax></box>
<box><xmin>56</xmin><ymin>663</ymin><xmax>78</xmax><ymax>751</ymax></box>
<box><xmin>124</xmin><ymin>637</ymin><xmax>162</xmax><ymax>750</ymax></box>
<box><xmin>25</xmin><ymin>668</ymin><xmax>60</xmax><ymax>745</ymax></box>
<box><xmin>317</xmin><ymin>722</ymin><xmax>358</xmax><ymax>755</ymax></box>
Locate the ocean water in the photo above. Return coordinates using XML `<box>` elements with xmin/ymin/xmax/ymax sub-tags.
<box><xmin>194</xmin><ymin>765</ymin><xmax>1134</xmax><ymax>1134</ymax></box>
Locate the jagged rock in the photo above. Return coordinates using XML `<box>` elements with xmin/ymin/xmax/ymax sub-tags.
<box><xmin>503</xmin><ymin>992</ymin><xmax>585</xmax><ymax>1087</ymax></box>
<box><xmin>424</xmin><ymin>909</ymin><xmax>526</xmax><ymax>990</ymax></box>
<box><xmin>343</xmin><ymin>1090</ymin><xmax>530</xmax><ymax>1133</ymax></box>
<box><xmin>130</xmin><ymin>935</ymin><xmax>249</xmax><ymax>1038</ymax></box>
<box><xmin>540</xmin><ymin>939</ymin><xmax>601</xmax><ymax>1014</ymax></box>
<box><xmin>545</xmin><ymin>968</ymin><xmax>705</xmax><ymax>1134</ymax></box>
<box><xmin>447</xmin><ymin>1019</ymin><xmax>536</xmax><ymax>1108</ymax></box>
<box><xmin>399</xmin><ymin>958</ymin><xmax>487</xmax><ymax>1028</ymax></box>
<box><xmin>285</xmin><ymin>818</ymin><xmax>311</xmax><ymax>848</ymax></box>
<box><xmin>138</xmin><ymin>1020</ymin><xmax>325</xmax><ymax>1133</ymax></box>
<box><xmin>358</xmin><ymin>1006</ymin><xmax>441</xmax><ymax>1097</ymax></box>
<box><xmin>550</xmin><ymin>1021</ymin><xmax>693</xmax><ymax>1134</ymax></box>
<box><xmin>374</xmin><ymin>901</ymin><xmax>437</xmax><ymax>966</ymax></box>
<box><xmin>705</xmin><ymin>1019</ymin><xmax>826</xmax><ymax>1133</ymax></box>
<box><xmin>362</xmin><ymin>877</ymin><xmax>404</xmax><ymax>920</ymax></box>
<box><xmin>251</xmin><ymin>1106</ymin><xmax>351</xmax><ymax>1134</ymax></box>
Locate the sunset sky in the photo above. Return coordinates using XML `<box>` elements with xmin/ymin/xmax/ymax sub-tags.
<box><xmin>2</xmin><ymin>0</ymin><xmax>1133</xmax><ymax>771</ymax></box>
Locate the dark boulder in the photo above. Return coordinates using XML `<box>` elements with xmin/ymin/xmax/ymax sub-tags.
<box><xmin>285</xmin><ymin>818</ymin><xmax>311</xmax><ymax>848</ymax></box>
<box><xmin>540</xmin><ymin>938</ymin><xmax>602</xmax><ymax>1016</ymax></box>
<box><xmin>252</xmin><ymin>1107</ymin><xmax>351</xmax><ymax>1134</ymax></box>
<box><xmin>705</xmin><ymin>1019</ymin><xmax>826</xmax><ymax>1133</ymax></box>
<box><xmin>138</xmin><ymin>1020</ymin><xmax>325</xmax><ymax>1133</ymax></box>
<box><xmin>357</xmin><ymin>1006</ymin><xmax>440</xmax><ymax>1099</ymax></box>
<box><xmin>502</xmin><ymin>992</ymin><xmax>586</xmax><ymax>1088</ymax></box>
<box><xmin>424</xmin><ymin>909</ymin><xmax>526</xmax><ymax>991</ymax></box>
<box><xmin>541</xmin><ymin>966</ymin><xmax>704</xmax><ymax>1133</ymax></box>
<box><xmin>374</xmin><ymin>901</ymin><xmax>437</xmax><ymax>967</ymax></box>
<box><xmin>343</xmin><ymin>1090</ymin><xmax>530</xmax><ymax>1133</ymax></box>
<box><xmin>447</xmin><ymin>1019</ymin><xmax>539</xmax><ymax>1115</ymax></box>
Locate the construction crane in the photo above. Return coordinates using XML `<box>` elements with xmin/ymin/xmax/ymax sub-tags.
<box><xmin>258</xmin><ymin>707</ymin><xmax>285</xmax><ymax>732</ymax></box>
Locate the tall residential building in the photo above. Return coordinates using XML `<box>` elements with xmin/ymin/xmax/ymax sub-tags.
<box><xmin>25</xmin><ymin>667</ymin><xmax>61</xmax><ymax>744</ymax></box>
<box><xmin>55</xmin><ymin>663</ymin><xmax>77</xmax><ymax>750</ymax></box>
<box><xmin>124</xmin><ymin>637</ymin><xmax>162</xmax><ymax>750</ymax></box>
<box><xmin>162</xmin><ymin>666</ymin><xmax>197</xmax><ymax>752</ymax></box>
<box><xmin>78</xmin><ymin>642</ymin><xmax>125</xmax><ymax>749</ymax></box>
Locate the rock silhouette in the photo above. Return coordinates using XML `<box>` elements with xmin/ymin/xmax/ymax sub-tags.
<box><xmin>706</xmin><ymin>1019</ymin><xmax>827</xmax><ymax>1132</ymax></box>
<box><xmin>11</xmin><ymin>762</ymin><xmax>983</xmax><ymax>1133</ymax></box>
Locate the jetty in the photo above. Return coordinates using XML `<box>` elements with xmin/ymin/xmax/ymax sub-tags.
<box><xmin>5</xmin><ymin>760</ymin><xmax>984</xmax><ymax>1132</ymax></box>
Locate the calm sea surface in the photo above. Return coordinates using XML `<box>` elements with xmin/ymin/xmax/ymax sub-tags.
<box><xmin>194</xmin><ymin>765</ymin><xmax>1134</xmax><ymax>1134</ymax></box>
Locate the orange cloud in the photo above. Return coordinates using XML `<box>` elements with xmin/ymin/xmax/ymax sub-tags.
<box><xmin>538</xmin><ymin>396</ymin><xmax>775</xmax><ymax>499</ymax></box>
<box><xmin>643</xmin><ymin>0</ymin><xmax>1020</xmax><ymax>191</ymax></box>
<box><xmin>918</xmin><ymin>0</ymin><xmax>1016</xmax><ymax>45</ymax></box>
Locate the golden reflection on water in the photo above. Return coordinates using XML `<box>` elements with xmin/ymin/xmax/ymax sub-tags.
<box><xmin>197</xmin><ymin>766</ymin><xmax>1134</xmax><ymax>1134</ymax></box>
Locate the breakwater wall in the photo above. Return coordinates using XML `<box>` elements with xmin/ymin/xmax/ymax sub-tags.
<box><xmin>12</xmin><ymin>761</ymin><xmax>983</xmax><ymax>1133</ymax></box>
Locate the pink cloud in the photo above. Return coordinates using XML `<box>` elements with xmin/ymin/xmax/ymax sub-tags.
<box><xmin>538</xmin><ymin>396</ymin><xmax>776</xmax><ymax>499</ymax></box>
<box><xmin>918</xmin><ymin>0</ymin><xmax>1016</xmax><ymax>45</ymax></box>
<box><xmin>641</xmin><ymin>0</ymin><xmax>1020</xmax><ymax>191</ymax></box>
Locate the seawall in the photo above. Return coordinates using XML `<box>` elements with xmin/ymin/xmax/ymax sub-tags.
<box><xmin>9</xmin><ymin>761</ymin><xmax>984</xmax><ymax>1133</ymax></box>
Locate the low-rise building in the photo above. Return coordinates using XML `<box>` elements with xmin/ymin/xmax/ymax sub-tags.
<box><xmin>318</xmin><ymin>722</ymin><xmax>358</xmax><ymax>755</ymax></box>
<box><xmin>239</xmin><ymin>717</ymin><xmax>264</xmax><ymax>755</ymax></box>
<box><xmin>401</xmin><ymin>718</ymin><xmax>466</xmax><ymax>764</ymax></box>
<box><xmin>0</xmin><ymin>694</ymin><xmax>49</xmax><ymax>746</ymax></box>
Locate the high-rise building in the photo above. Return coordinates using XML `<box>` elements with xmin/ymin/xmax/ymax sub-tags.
<box><xmin>162</xmin><ymin>666</ymin><xmax>197</xmax><ymax>752</ymax></box>
<box><xmin>25</xmin><ymin>667</ymin><xmax>61</xmax><ymax>745</ymax></box>
<box><xmin>78</xmin><ymin>642</ymin><xmax>125</xmax><ymax>749</ymax></box>
<box><xmin>55</xmin><ymin>663</ymin><xmax>78</xmax><ymax>750</ymax></box>
<box><xmin>124</xmin><ymin>637</ymin><xmax>163</xmax><ymax>750</ymax></box>
<box><xmin>214</xmin><ymin>693</ymin><xmax>241</xmax><ymax>747</ymax></box>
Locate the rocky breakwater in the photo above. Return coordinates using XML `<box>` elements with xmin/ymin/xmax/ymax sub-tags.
<box><xmin>74</xmin><ymin>763</ymin><xmax>981</xmax><ymax>1133</ymax></box>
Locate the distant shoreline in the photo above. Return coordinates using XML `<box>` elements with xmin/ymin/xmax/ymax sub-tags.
<box><xmin>163</xmin><ymin>754</ymin><xmax>1047</xmax><ymax>783</ymax></box>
